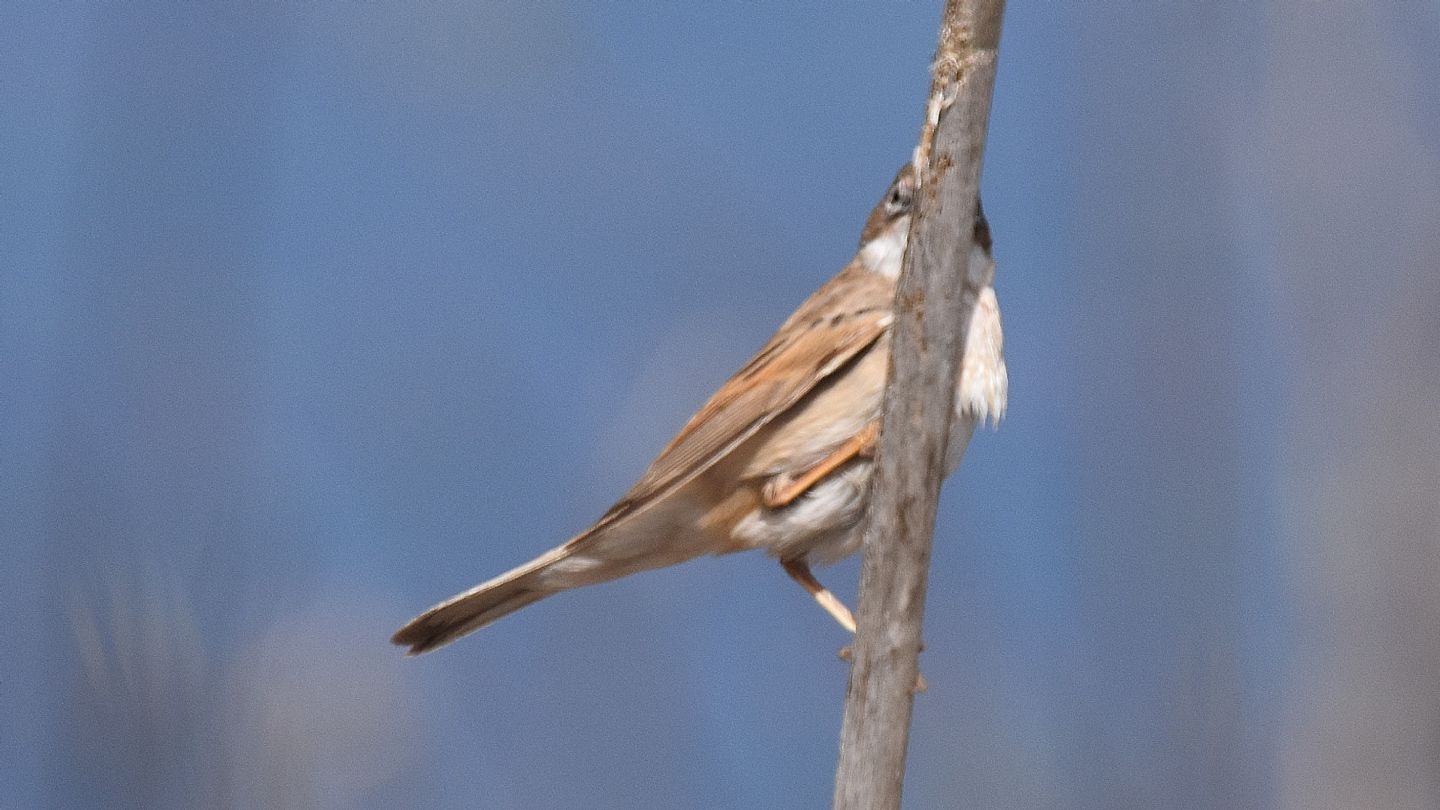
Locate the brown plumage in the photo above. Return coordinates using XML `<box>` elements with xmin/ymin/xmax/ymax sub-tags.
<box><xmin>393</xmin><ymin>165</ymin><xmax>1006</xmax><ymax>654</ymax></box>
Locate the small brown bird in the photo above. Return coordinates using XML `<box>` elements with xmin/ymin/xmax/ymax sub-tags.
<box><xmin>393</xmin><ymin>165</ymin><xmax>1006</xmax><ymax>654</ymax></box>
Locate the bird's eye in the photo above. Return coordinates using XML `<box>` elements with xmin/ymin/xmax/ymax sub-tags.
<box><xmin>887</xmin><ymin>185</ymin><xmax>912</xmax><ymax>213</ymax></box>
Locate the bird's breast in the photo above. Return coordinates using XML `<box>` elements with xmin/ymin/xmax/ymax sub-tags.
<box><xmin>718</xmin><ymin>284</ymin><xmax>1005</xmax><ymax>563</ymax></box>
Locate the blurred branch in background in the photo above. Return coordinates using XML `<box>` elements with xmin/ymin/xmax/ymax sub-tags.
<box><xmin>1261</xmin><ymin>2</ymin><xmax>1440</xmax><ymax>807</ymax></box>
<box><xmin>833</xmin><ymin>2</ymin><xmax>1005</xmax><ymax>808</ymax></box>
<box><xmin>64</xmin><ymin>570</ymin><xmax>421</xmax><ymax>809</ymax></box>
<box><xmin>65</xmin><ymin>572</ymin><xmax>221</xmax><ymax>808</ymax></box>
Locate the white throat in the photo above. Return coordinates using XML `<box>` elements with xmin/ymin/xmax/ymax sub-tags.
<box><xmin>858</xmin><ymin>219</ymin><xmax>909</xmax><ymax>278</ymax></box>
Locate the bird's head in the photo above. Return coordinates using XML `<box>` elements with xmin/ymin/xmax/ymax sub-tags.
<box><xmin>858</xmin><ymin>163</ymin><xmax>993</xmax><ymax>281</ymax></box>
<box><xmin>858</xmin><ymin>164</ymin><xmax>916</xmax><ymax>278</ymax></box>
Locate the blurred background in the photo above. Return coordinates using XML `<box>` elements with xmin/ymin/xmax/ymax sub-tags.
<box><xmin>3</xmin><ymin>2</ymin><xmax>1438</xmax><ymax>808</ymax></box>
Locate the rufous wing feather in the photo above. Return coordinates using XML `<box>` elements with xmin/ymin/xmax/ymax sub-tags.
<box><xmin>392</xmin><ymin>261</ymin><xmax>896</xmax><ymax>652</ymax></box>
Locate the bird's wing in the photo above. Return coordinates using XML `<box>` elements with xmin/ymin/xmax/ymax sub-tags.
<box><xmin>576</xmin><ymin>263</ymin><xmax>895</xmax><ymax>544</ymax></box>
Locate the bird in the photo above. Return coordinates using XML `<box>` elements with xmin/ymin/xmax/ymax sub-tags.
<box><xmin>392</xmin><ymin>164</ymin><xmax>1006</xmax><ymax>655</ymax></box>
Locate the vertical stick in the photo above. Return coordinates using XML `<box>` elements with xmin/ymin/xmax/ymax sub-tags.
<box><xmin>832</xmin><ymin>2</ymin><xmax>1005</xmax><ymax>808</ymax></box>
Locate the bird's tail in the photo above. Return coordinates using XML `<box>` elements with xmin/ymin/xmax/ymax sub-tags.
<box><xmin>391</xmin><ymin>545</ymin><xmax>573</xmax><ymax>655</ymax></box>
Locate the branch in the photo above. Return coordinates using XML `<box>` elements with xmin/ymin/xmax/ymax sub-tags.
<box><xmin>832</xmin><ymin>2</ymin><xmax>1005</xmax><ymax>809</ymax></box>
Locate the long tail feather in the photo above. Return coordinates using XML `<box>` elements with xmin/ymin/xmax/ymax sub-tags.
<box><xmin>392</xmin><ymin>546</ymin><xmax>571</xmax><ymax>655</ymax></box>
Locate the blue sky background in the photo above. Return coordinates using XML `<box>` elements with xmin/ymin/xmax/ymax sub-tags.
<box><xmin>4</xmin><ymin>3</ymin><xmax>1438</xmax><ymax>808</ymax></box>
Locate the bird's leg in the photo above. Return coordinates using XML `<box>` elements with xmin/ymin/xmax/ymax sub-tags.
<box><xmin>789</xmin><ymin>554</ymin><xmax>927</xmax><ymax>693</ymax></box>
<box><xmin>761</xmin><ymin>421</ymin><xmax>880</xmax><ymax>509</ymax></box>
<box><xmin>781</xmin><ymin>551</ymin><xmax>928</xmax><ymax>693</ymax></box>
<box><xmin>781</xmin><ymin>558</ymin><xmax>856</xmax><ymax>633</ymax></box>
